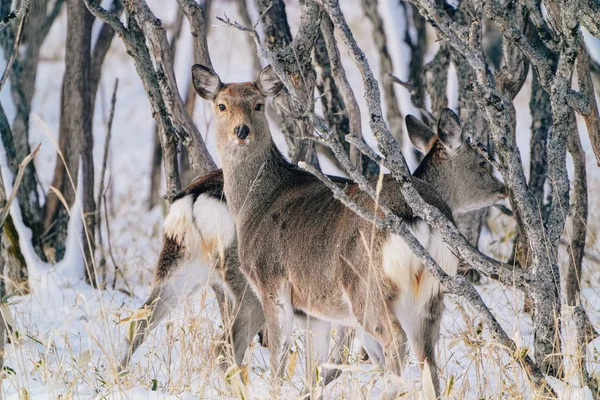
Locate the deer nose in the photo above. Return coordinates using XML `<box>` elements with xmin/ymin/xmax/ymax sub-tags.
<box><xmin>234</xmin><ymin>125</ymin><xmax>250</xmax><ymax>139</ymax></box>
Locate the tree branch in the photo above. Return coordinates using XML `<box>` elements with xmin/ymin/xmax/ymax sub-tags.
<box><xmin>0</xmin><ymin>144</ymin><xmax>41</xmax><ymax>228</ymax></box>
<box><xmin>0</xmin><ymin>0</ymin><xmax>29</xmax><ymax>32</ymax></box>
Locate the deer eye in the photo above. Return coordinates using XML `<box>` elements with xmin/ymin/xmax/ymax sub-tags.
<box><xmin>218</xmin><ymin>104</ymin><xmax>227</xmax><ymax>112</ymax></box>
<box><xmin>255</xmin><ymin>103</ymin><xmax>264</xmax><ymax>111</ymax></box>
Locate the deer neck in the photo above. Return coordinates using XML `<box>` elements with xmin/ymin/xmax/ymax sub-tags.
<box><xmin>220</xmin><ymin>140</ymin><xmax>289</xmax><ymax>219</ymax></box>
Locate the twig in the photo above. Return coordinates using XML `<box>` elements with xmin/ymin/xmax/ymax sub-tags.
<box><xmin>177</xmin><ymin>0</ymin><xmax>213</xmax><ymax>68</ymax></box>
<box><xmin>97</xmin><ymin>79</ymin><xmax>118</xmax><ymax>289</ymax></box>
<box><xmin>0</xmin><ymin>0</ymin><xmax>30</xmax><ymax>33</ymax></box>
<box><xmin>389</xmin><ymin>73</ymin><xmax>435</xmax><ymax>123</ymax></box>
<box><xmin>360</xmin><ymin>0</ymin><xmax>404</xmax><ymax>143</ymax></box>
<box><xmin>466</xmin><ymin>136</ymin><xmax>504</xmax><ymax>172</ymax></box>
<box><xmin>320</xmin><ymin>15</ymin><xmax>367</xmax><ymax>173</ymax></box>
<box><xmin>493</xmin><ymin>204</ymin><xmax>513</xmax><ymax>217</ymax></box>
<box><xmin>0</xmin><ymin>144</ymin><xmax>41</xmax><ymax>228</ymax></box>
<box><xmin>344</xmin><ymin>135</ymin><xmax>387</xmax><ymax>166</ymax></box>
<box><xmin>0</xmin><ymin>5</ymin><xmax>27</xmax><ymax>93</ymax></box>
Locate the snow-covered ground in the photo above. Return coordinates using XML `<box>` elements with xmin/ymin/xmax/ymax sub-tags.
<box><xmin>1</xmin><ymin>0</ymin><xmax>600</xmax><ymax>398</ymax></box>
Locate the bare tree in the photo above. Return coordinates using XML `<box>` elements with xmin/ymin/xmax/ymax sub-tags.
<box><xmin>0</xmin><ymin>0</ymin><xmax>64</xmax><ymax>290</ymax></box>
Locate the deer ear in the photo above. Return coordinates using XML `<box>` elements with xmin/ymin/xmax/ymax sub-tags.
<box><xmin>191</xmin><ymin>64</ymin><xmax>222</xmax><ymax>100</ymax></box>
<box><xmin>406</xmin><ymin>115</ymin><xmax>436</xmax><ymax>154</ymax></box>
<box><xmin>437</xmin><ymin>108</ymin><xmax>463</xmax><ymax>152</ymax></box>
<box><xmin>256</xmin><ymin>65</ymin><xmax>284</xmax><ymax>97</ymax></box>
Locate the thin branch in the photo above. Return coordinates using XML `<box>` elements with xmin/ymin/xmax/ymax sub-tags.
<box><xmin>389</xmin><ymin>73</ymin><xmax>434</xmax><ymax>123</ymax></box>
<box><xmin>0</xmin><ymin>0</ymin><xmax>30</xmax><ymax>33</ymax></box>
<box><xmin>0</xmin><ymin>144</ymin><xmax>41</xmax><ymax>228</ymax></box>
<box><xmin>0</xmin><ymin>5</ymin><xmax>26</xmax><ymax>93</ymax></box>
<box><xmin>82</xmin><ymin>0</ymin><xmax>125</xmax><ymax>37</ymax></box>
<box><xmin>96</xmin><ymin>79</ymin><xmax>118</xmax><ymax>288</ymax></box>
<box><xmin>177</xmin><ymin>0</ymin><xmax>213</xmax><ymax>68</ymax></box>
<box><xmin>360</xmin><ymin>0</ymin><xmax>404</xmax><ymax>143</ymax></box>
<box><xmin>90</xmin><ymin>0</ymin><xmax>123</xmax><ymax>94</ymax></box>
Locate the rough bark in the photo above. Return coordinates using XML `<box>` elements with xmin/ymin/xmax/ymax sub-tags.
<box><xmin>315</xmin><ymin>15</ymin><xmax>378</xmax><ymax>177</ymax></box>
<box><xmin>565</xmin><ymin>104</ymin><xmax>593</xmax><ymax>303</ymax></box>
<box><xmin>0</xmin><ymin>103</ymin><xmax>29</xmax><ymax>292</ymax></box>
<box><xmin>361</xmin><ymin>0</ymin><xmax>403</xmax><ymax>143</ymax></box>
<box><xmin>148</xmin><ymin>7</ymin><xmax>185</xmax><ymax>208</ymax></box>
<box><xmin>178</xmin><ymin>0</ymin><xmax>212</xmax><ymax>187</ymax></box>
<box><xmin>255</xmin><ymin>0</ymin><xmax>321</xmax><ymax>167</ymax></box>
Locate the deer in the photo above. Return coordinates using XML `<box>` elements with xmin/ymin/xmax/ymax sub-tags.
<box><xmin>119</xmin><ymin>170</ymin><xmax>352</xmax><ymax>386</ymax></box>
<box><xmin>119</xmin><ymin>170</ymin><xmax>265</xmax><ymax>371</ymax></box>
<box><xmin>191</xmin><ymin>64</ymin><xmax>507</xmax><ymax>398</ymax></box>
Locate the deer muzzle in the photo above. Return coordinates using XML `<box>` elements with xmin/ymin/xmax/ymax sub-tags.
<box><xmin>234</xmin><ymin>125</ymin><xmax>250</xmax><ymax>140</ymax></box>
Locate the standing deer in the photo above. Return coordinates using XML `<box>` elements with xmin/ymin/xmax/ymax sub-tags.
<box><xmin>191</xmin><ymin>64</ymin><xmax>506</xmax><ymax>397</ymax></box>
<box><xmin>120</xmin><ymin>171</ymin><xmax>265</xmax><ymax>370</ymax></box>
<box><xmin>120</xmin><ymin>172</ymin><xmax>350</xmax><ymax>385</ymax></box>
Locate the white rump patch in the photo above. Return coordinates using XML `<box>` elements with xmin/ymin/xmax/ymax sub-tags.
<box><xmin>163</xmin><ymin>194</ymin><xmax>236</xmax><ymax>263</ymax></box>
<box><xmin>382</xmin><ymin>221</ymin><xmax>458</xmax><ymax>350</ymax></box>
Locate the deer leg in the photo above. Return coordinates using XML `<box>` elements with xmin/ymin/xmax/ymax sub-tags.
<box><xmin>229</xmin><ymin>283</ymin><xmax>265</xmax><ymax>366</ymax></box>
<box><xmin>295</xmin><ymin>314</ymin><xmax>334</xmax><ymax>396</ymax></box>
<box><xmin>322</xmin><ymin>323</ymin><xmax>349</xmax><ymax>386</ymax></box>
<box><xmin>260</xmin><ymin>281</ymin><xmax>295</xmax><ymax>396</ymax></box>
<box><xmin>409</xmin><ymin>294</ymin><xmax>444</xmax><ymax>399</ymax></box>
<box><xmin>355</xmin><ymin>326</ymin><xmax>385</xmax><ymax>367</ymax></box>
<box><xmin>346</xmin><ymin>283</ymin><xmax>407</xmax><ymax>378</ymax></box>
<box><xmin>120</xmin><ymin>256</ymin><xmax>206</xmax><ymax>369</ymax></box>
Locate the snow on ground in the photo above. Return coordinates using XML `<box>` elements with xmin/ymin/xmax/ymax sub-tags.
<box><xmin>1</xmin><ymin>0</ymin><xmax>600</xmax><ymax>398</ymax></box>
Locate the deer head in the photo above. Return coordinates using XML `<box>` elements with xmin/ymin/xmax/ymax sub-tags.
<box><xmin>191</xmin><ymin>64</ymin><xmax>284</xmax><ymax>164</ymax></box>
<box><xmin>408</xmin><ymin>109</ymin><xmax>507</xmax><ymax>215</ymax></box>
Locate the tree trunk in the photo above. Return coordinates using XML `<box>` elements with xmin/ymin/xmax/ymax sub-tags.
<box><xmin>44</xmin><ymin>0</ymin><xmax>95</xmax><ymax>278</ymax></box>
<box><xmin>0</xmin><ymin>103</ymin><xmax>29</xmax><ymax>292</ymax></box>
